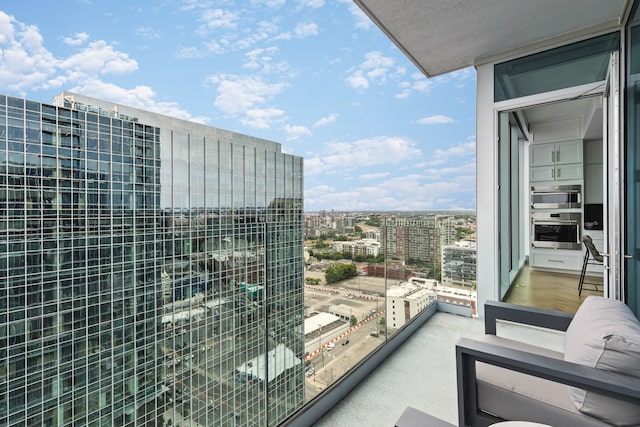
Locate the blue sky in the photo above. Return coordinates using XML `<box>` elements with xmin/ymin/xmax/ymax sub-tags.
<box><xmin>0</xmin><ymin>0</ymin><xmax>477</xmax><ymax>212</ymax></box>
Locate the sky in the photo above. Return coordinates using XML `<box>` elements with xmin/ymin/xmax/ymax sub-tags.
<box><xmin>0</xmin><ymin>0</ymin><xmax>477</xmax><ymax>212</ymax></box>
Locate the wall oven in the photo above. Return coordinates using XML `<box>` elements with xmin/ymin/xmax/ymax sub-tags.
<box><xmin>531</xmin><ymin>212</ymin><xmax>581</xmax><ymax>250</ymax></box>
<box><xmin>531</xmin><ymin>185</ymin><xmax>581</xmax><ymax>209</ymax></box>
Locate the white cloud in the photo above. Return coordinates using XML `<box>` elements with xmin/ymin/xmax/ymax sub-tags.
<box><xmin>313</xmin><ymin>113</ymin><xmax>337</xmax><ymax>127</ymax></box>
<box><xmin>63</xmin><ymin>32</ymin><xmax>89</xmax><ymax>46</ymax></box>
<box><xmin>435</xmin><ymin>66</ymin><xmax>476</xmax><ymax>87</ymax></box>
<box><xmin>396</xmin><ymin>72</ymin><xmax>433</xmax><ymax>99</ymax></box>
<box><xmin>135</xmin><ymin>26</ymin><xmax>160</xmax><ymax>40</ymax></box>
<box><xmin>204</xmin><ymin>39</ymin><xmax>227</xmax><ymax>54</ymax></box>
<box><xmin>61</xmin><ymin>40</ymin><xmax>138</xmax><ymax>75</ymax></box>
<box><xmin>251</xmin><ymin>0</ymin><xmax>286</xmax><ymax>7</ymax></box>
<box><xmin>283</xmin><ymin>124</ymin><xmax>312</xmax><ymax>140</ymax></box>
<box><xmin>294</xmin><ymin>22</ymin><xmax>319</xmax><ymax>38</ymax></box>
<box><xmin>306</xmin><ymin>136</ymin><xmax>422</xmax><ymax>176</ymax></box>
<box><xmin>272</xmin><ymin>32</ymin><xmax>292</xmax><ymax>41</ymax></box>
<box><xmin>427</xmin><ymin>138</ymin><xmax>476</xmax><ymax>166</ymax></box>
<box><xmin>240</xmin><ymin>108</ymin><xmax>285</xmax><ymax>129</ymax></box>
<box><xmin>197</xmin><ymin>8</ymin><xmax>237</xmax><ymax>34</ymax></box>
<box><xmin>305</xmin><ymin>184</ymin><xmax>336</xmax><ymax>199</ymax></box>
<box><xmin>346</xmin><ymin>51</ymin><xmax>396</xmax><ymax>91</ymax></box>
<box><xmin>181</xmin><ymin>0</ymin><xmax>213</xmax><ymax>11</ymax></box>
<box><xmin>208</xmin><ymin>73</ymin><xmax>287</xmax><ymax>116</ymax></box>
<box><xmin>345</xmin><ymin>70</ymin><xmax>369</xmax><ymax>91</ymax></box>
<box><xmin>347</xmin><ymin>2</ymin><xmax>372</xmax><ymax>30</ymax></box>
<box><xmin>417</xmin><ymin>115</ymin><xmax>455</xmax><ymax>125</ymax></box>
<box><xmin>176</xmin><ymin>46</ymin><xmax>207</xmax><ymax>58</ymax></box>
<box><xmin>298</xmin><ymin>0</ymin><xmax>325</xmax><ymax>8</ymax></box>
<box><xmin>305</xmin><ymin>167</ymin><xmax>476</xmax><ymax>211</ymax></box>
<box><xmin>0</xmin><ymin>12</ymin><xmax>136</xmax><ymax>95</ymax></box>
<box><xmin>242</xmin><ymin>46</ymin><xmax>289</xmax><ymax>73</ymax></box>
<box><xmin>69</xmin><ymin>78</ymin><xmax>211</xmax><ymax>124</ymax></box>
<box><xmin>359</xmin><ymin>172</ymin><xmax>390</xmax><ymax>181</ymax></box>
<box><xmin>362</xmin><ymin>51</ymin><xmax>393</xmax><ymax>71</ymax></box>
<box><xmin>231</xmin><ymin>27</ymin><xmax>275</xmax><ymax>51</ymax></box>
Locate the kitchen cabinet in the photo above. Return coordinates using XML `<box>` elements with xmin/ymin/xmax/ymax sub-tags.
<box><xmin>530</xmin><ymin>163</ymin><xmax>583</xmax><ymax>181</ymax></box>
<box><xmin>530</xmin><ymin>140</ymin><xmax>583</xmax><ymax>182</ymax></box>
<box><xmin>529</xmin><ymin>247</ymin><xmax>583</xmax><ymax>272</ymax></box>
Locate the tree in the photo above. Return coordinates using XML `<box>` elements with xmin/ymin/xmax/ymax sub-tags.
<box><xmin>428</xmin><ymin>264</ymin><xmax>442</xmax><ymax>281</ymax></box>
<box><xmin>350</xmin><ymin>315</ymin><xmax>358</xmax><ymax>326</ymax></box>
<box><xmin>325</xmin><ymin>263</ymin><xmax>358</xmax><ymax>284</ymax></box>
<box><xmin>455</xmin><ymin>226</ymin><xmax>473</xmax><ymax>240</ymax></box>
<box><xmin>314</xmin><ymin>239</ymin><xmax>329</xmax><ymax>249</ymax></box>
<box><xmin>365</xmin><ymin>217</ymin><xmax>381</xmax><ymax>227</ymax></box>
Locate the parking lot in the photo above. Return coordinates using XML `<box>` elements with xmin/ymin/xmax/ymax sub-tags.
<box><xmin>303</xmin><ymin>275</ymin><xmax>388</xmax><ymax>399</ymax></box>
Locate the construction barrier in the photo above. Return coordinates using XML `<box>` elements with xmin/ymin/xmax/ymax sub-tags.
<box><xmin>303</xmin><ymin>311</ymin><xmax>384</xmax><ymax>361</ymax></box>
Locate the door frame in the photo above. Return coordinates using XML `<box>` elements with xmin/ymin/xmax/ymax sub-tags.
<box><xmin>603</xmin><ymin>51</ymin><xmax>624</xmax><ymax>299</ymax></box>
<box><xmin>493</xmin><ymin>80</ymin><xmax>621</xmax><ymax>299</ymax></box>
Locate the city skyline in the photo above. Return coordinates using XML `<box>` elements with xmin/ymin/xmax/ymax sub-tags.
<box><xmin>0</xmin><ymin>1</ymin><xmax>477</xmax><ymax>212</ymax></box>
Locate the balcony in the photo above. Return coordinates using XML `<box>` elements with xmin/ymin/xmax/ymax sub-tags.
<box><xmin>287</xmin><ymin>301</ymin><xmax>565</xmax><ymax>426</ymax></box>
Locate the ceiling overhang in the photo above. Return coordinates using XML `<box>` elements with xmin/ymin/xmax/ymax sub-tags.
<box><xmin>354</xmin><ymin>0</ymin><xmax>631</xmax><ymax>77</ymax></box>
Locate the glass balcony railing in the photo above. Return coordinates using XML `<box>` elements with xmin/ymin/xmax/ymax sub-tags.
<box><xmin>299</xmin><ymin>213</ymin><xmax>477</xmax><ymax>410</ymax></box>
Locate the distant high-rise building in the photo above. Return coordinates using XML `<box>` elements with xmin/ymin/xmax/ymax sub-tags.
<box><xmin>437</xmin><ymin>216</ymin><xmax>457</xmax><ymax>247</ymax></box>
<box><xmin>382</xmin><ymin>217</ymin><xmax>441</xmax><ymax>269</ymax></box>
<box><xmin>0</xmin><ymin>92</ymin><xmax>304</xmax><ymax>426</ymax></box>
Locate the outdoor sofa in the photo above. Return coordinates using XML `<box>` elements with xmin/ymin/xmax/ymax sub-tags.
<box><xmin>456</xmin><ymin>296</ymin><xmax>640</xmax><ymax>426</ymax></box>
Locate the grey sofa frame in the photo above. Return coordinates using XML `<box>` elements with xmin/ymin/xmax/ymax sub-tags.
<box><xmin>455</xmin><ymin>301</ymin><xmax>640</xmax><ymax>427</ymax></box>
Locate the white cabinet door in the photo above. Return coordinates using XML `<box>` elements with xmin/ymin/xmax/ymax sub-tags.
<box><xmin>555</xmin><ymin>163</ymin><xmax>583</xmax><ymax>181</ymax></box>
<box><xmin>530</xmin><ymin>143</ymin><xmax>555</xmax><ymax>167</ymax></box>
<box><xmin>556</xmin><ymin>140</ymin><xmax>583</xmax><ymax>164</ymax></box>
<box><xmin>529</xmin><ymin>140</ymin><xmax>583</xmax><ymax>182</ymax></box>
<box><xmin>530</xmin><ymin>165</ymin><xmax>555</xmax><ymax>181</ymax></box>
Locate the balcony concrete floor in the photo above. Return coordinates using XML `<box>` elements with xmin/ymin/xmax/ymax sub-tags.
<box><xmin>313</xmin><ymin>311</ymin><xmax>564</xmax><ymax>426</ymax></box>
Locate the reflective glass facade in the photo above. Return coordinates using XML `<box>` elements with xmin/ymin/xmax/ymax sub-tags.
<box><xmin>0</xmin><ymin>92</ymin><xmax>304</xmax><ymax>426</ymax></box>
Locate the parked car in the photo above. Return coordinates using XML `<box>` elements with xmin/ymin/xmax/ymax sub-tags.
<box><xmin>325</xmin><ymin>343</ymin><xmax>335</xmax><ymax>351</ymax></box>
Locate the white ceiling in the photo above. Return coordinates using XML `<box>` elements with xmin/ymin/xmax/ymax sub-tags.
<box><xmin>522</xmin><ymin>97</ymin><xmax>603</xmax><ymax>141</ymax></box>
<box><xmin>354</xmin><ymin>0</ymin><xmax>630</xmax><ymax>77</ymax></box>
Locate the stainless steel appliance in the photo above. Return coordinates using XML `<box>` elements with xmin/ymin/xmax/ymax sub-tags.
<box><xmin>531</xmin><ymin>212</ymin><xmax>581</xmax><ymax>250</ymax></box>
<box><xmin>530</xmin><ymin>185</ymin><xmax>581</xmax><ymax>209</ymax></box>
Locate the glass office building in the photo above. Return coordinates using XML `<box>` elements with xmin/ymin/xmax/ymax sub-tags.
<box><xmin>0</xmin><ymin>92</ymin><xmax>304</xmax><ymax>426</ymax></box>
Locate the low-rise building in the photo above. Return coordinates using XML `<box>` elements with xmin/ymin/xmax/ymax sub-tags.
<box><xmin>332</xmin><ymin>238</ymin><xmax>381</xmax><ymax>257</ymax></box>
<box><xmin>386</xmin><ymin>280</ymin><xmax>437</xmax><ymax>329</ymax></box>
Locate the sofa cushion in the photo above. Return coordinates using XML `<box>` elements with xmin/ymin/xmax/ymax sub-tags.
<box><xmin>477</xmin><ymin>335</ymin><xmax>609</xmax><ymax>427</ymax></box>
<box><xmin>564</xmin><ymin>296</ymin><xmax>640</xmax><ymax>426</ymax></box>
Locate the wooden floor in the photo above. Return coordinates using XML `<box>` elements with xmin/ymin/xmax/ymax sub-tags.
<box><xmin>505</xmin><ymin>264</ymin><xmax>603</xmax><ymax>314</ymax></box>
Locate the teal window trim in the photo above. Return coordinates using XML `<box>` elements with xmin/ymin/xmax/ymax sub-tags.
<box><xmin>495</xmin><ymin>32</ymin><xmax>620</xmax><ymax>102</ymax></box>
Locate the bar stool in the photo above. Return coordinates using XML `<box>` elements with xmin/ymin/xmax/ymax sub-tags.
<box><xmin>578</xmin><ymin>235</ymin><xmax>603</xmax><ymax>296</ymax></box>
